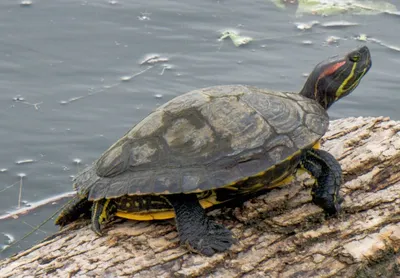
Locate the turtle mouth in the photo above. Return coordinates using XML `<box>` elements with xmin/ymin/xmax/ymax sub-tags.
<box><xmin>351</xmin><ymin>46</ymin><xmax>372</xmax><ymax>84</ymax></box>
<box><xmin>358</xmin><ymin>45</ymin><xmax>372</xmax><ymax>73</ymax></box>
<box><xmin>365</xmin><ymin>57</ymin><xmax>372</xmax><ymax>72</ymax></box>
<box><xmin>357</xmin><ymin>57</ymin><xmax>371</xmax><ymax>79</ymax></box>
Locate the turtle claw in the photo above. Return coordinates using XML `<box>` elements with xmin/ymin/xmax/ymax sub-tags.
<box><xmin>91</xmin><ymin>219</ymin><xmax>103</xmax><ymax>236</ymax></box>
<box><xmin>182</xmin><ymin>221</ymin><xmax>235</xmax><ymax>256</ymax></box>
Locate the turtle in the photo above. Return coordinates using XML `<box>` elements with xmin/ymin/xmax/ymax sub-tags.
<box><xmin>56</xmin><ymin>46</ymin><xmax>371</xmax><ymax>256</ymax></box>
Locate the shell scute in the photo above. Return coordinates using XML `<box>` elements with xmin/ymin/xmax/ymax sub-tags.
<box><xmin>199</xmin><ymin>96</ymin><xmax>272</xmax><ymax>153</ymax></box>
<box><xmin>154</xmin><ymin>174</ymin><xmax>180</xmax><ymax>193</ymax></box>
<box><xmin>241</xmin><ymin>89</ymin><xmax>304</xmax><ymax>134</ymax></box>
<box><xmin>96</xmin><ymin>139</ymin><xmax>130</xmax><ymax>177</ymax></box>
<box><xmin>162</xmin><ymin>116</ymin><xmax>215</xmax><ymax>158</ymax></box>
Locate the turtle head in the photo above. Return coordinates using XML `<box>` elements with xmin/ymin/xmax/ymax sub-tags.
<box><xmin>300</xmin><ymin>46</ymin><xmax>371</xmax><ymax>109</ymax></box>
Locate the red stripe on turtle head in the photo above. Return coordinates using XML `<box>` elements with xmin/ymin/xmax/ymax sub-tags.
<box><xmin>321</xmin><ymin>60</ymin><xmax>346</xmax><ymax>77</ymax></box>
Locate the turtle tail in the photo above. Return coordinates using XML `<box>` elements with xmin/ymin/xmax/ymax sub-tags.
<box><xmin>55</xmin><ymin>195</ymin><xmax>92</xmax><ymax>227</ymax></box>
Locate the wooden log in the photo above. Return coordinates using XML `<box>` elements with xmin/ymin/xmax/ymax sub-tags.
<box><xmin>1</xmin><ymin>116</ymin><xmax>400</xmax><ymax>278</ymax></box>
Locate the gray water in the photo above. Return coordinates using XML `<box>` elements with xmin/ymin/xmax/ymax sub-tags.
<box><xmin>0</xmin><ymin>0</ymin><xmax>399</xmax><ymax>259</ymax></box>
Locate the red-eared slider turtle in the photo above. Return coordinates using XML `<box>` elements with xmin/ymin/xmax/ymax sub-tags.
<box><xmin>56</xmin><ymin>46</ymin><xmax>371</xmax><ymax>256</ymax></box>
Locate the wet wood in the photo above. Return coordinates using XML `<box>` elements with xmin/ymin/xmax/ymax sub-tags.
<box><xmin>1</xmin><ymin>116</ymin><xmax>400</xmax><ymax>278</ymax></box>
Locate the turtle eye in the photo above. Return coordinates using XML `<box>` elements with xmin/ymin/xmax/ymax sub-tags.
<box><xmin>349</xmin><ymin>54</ymin><xmax>360</xmax><ymax>62</ymax></box>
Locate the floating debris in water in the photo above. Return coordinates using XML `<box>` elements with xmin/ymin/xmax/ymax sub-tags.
<box><xmin>108</xmin><ymin>0</ymin><xmax>118</xmax><ymax>5</ymax></box>
<box><xmin>120</xmin><ymin>66</ymin><xmax>153</xmax><ymax>82</ymax></box>
<box><xmin>15</xmin><ymin>159</ymin><xmax>35</xmax><ymax>165</ymax></box>
<box><xmin>351</xmin><ymin>1</ymin><xmax>398</xmax><ymax>15</ymax></box>
<box><xmin>154</xmin><ymin>94</ymin><xmax>163</xmax><ymax>99</ymax></box>
<box><xmin>101</xmin><ymin>83</ymin><xmax>119</xmax><ymax>90</ymax></box>
<box><xmin>295</xmin><ymin>20</ymin><xmax>358</xmax><ymax>31</ymax></box>
<box><xmin>140</xmin><ymin>54</ymin><xmax>169</xmax><ymax>65</ymax></box>
<box><xmin>13</xmin><ymin>96</ymin><xmax>25</xmax><ymax>102</ymax></box>
<box><xmin>294</xmin><ymin>21</ymin><xmax>319</xmax><ymax>30</ymax></box>
<box><xmin>355</xmin><ymin>34</ymin><xmax>368</xmax><ymax>41</ymax></box>
<box><xmin>18</xmin><ymin>172</ymin><xmax>26</xmax><ymax>209</ymax></box>
<box><xmin>369</xmin><ymin>38</ymin><xmax>400</xmax><ymax>52</ymax></box>
<box><xmin>59</xmin><ymin>96</ymin><xmax>85</xmax><ymax>105</ymax></box>
<box><xmin>382</xmin><ymin>43</ymin><xmax>400</xmax><ymax>52</ymax></box>
<box><xmin>218</xmin><ymin>30</ymin><xmax>253</xmax><ymax>47</ymax></box>
<box><xmin>302</xmin><ymin>40</ymin><xmax>313</xmax><ymax>45</ymax></box>
<box><xmin>160</xmin><ymin>64</ymin><xmax>173</xmax><ymax>75</ymax></box>
<box><xmin>15</xmin><ymin>100</ymin><xmax>42</xmax><ymax>110</ymax></box>
<box><xmin>0</xmin><ymin>168</ymin><xmax>8</xmax><ymax>173</ymax></box>
<box><xmin>325</xmin><ymin>36</ymin><xmax>341</xmax><ymax>46</ymax></box>
<box><xmin>120</xmin><ymin>76</ymin><xmax>132</xmax><ymax>81</ymax></box>
<box><xmin>272</xmin><ymin>0</ymin><xmax>398</xmax><ymax>16</ymax></box>
<box><xmin>20</xmin><ymin>0</ymin><xmax>32</xmax><ymax>6</ymax></box>
<box><xmin>354</xmin><ymin>34</ymin><xmax>400</xmax><ymax>52</ymax></box>
<box><xmin>2</xmin><ymin>233</ymin><xmax>15</xmax><ymax>249</ymax></box>
<box><xmin>384</xmin><ymin>10</ymin><xmax>400</xmax><ymax>16</ymax></box>
<box><xmin>73</xmin><ymin>158</ymin><xmax>82</xmax><ymax>165</ymax></box>
<box><xmin>138</xmin><ymin>12</ymin><xmax>151</xmax><ymax>21</ymax></box>
<box><xmin>320</xmin><ymin>21</ymin><xmax>359</xmax><ymax>28</ymax></box>
<box><xmin>62</xmin><ymin>166</ymin><xmax>70</xmax><ymax>171</ymax></box>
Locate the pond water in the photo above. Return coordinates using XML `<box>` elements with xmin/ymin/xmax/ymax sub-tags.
<box><xmin>0</xmin><ymin>0</ymin><xmax>399</xmax><ymax>259</ymax></box>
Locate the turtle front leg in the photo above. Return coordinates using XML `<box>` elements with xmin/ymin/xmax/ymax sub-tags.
<box><xmin>91</xmin><ymin>199</ymin><xmax>116</xmax><ymax>236</ymax></box>
<box><xmin>300</xmin><ymin>149</ymin><xmax>342</xmax><ymax>215</ymax></box>
<box><xmin>166</xmin><ymin>194</ymin><xmax>235</xmax><ymax>256</ymax></box>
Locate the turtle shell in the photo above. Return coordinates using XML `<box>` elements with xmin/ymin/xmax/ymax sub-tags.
<box><xmin>75</xmin><ymin>85</ymin><xmax>329</xmax><ymax>201</ymax></box>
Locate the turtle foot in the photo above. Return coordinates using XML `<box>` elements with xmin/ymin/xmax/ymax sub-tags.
<box><xmin>182</xmin><ymin>220</ymin><xmax>234</xmax><ymax>256</ymax></box>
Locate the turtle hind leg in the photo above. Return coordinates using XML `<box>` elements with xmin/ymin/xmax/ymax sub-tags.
<box><xmin>91</xmin><ymin>199</ymin><xmax>116</xmax><ymax>236</ymax></box>
<box><xmin>300</xmin><ymin>148</ymin><xmax>343</xmax><ymax>215</ymax></box>
<box><xmin>55</xmin><ymin>195</ymin><xmax>92</xmax><ymax>227</ymax></box>
<box><xmin>166</xmin><ymin>194</ymin><xmax>235</xmax><ymax>256</ymax></box>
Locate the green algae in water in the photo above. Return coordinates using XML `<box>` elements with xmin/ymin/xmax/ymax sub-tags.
<box><xmin>218</xmin><ymin>30</ymin><xmax>253</xmax><ymax>47</ymax></box>
<box><xmin>270</xmin><ymin>0</ymin><xmax>397</xmax><ymax>16</ymax></box>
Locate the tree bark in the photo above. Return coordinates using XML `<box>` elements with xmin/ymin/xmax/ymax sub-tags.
<box><xmin>1</xmin><ymin>116</ymin><xmax>400</xmax><ymax>278</ymax></box>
